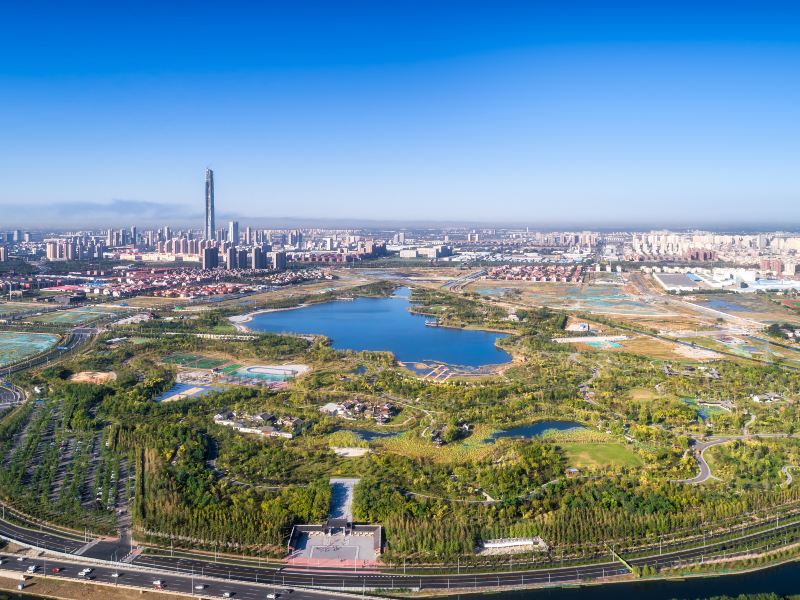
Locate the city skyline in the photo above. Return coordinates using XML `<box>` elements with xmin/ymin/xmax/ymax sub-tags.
<box><xmin>2</xmin><ymin>2</ymin><xmax>800</xmax><ymax>226</ymax></box>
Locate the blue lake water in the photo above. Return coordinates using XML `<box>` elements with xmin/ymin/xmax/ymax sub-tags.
<box><xmin>348</xmin><ymin>428</ymin><xmax>402</xmax><ymax>441</ymax></box>
<box><xmin>486</xmin><ymin>421</ymin><xmax>585</xmax><ymax>443</ymax></box>
<box><xmin>246</xmin><ymin>288</ymin><xmax>511</xmax><ymax>367</ymax></box>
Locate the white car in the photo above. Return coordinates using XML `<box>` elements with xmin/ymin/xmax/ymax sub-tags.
<box><xmin>111</xmin><ymin>572</ymin><xmax>121</xmax><ymax>578</ymax></box>
<box><xmin>26</xmin><ymin>565</ymin><xmax>37</xmax><ymax>574</ymax></box>
<box><xmin>195</xmin><ymin>584</ymin><xmax>206</xmax><ymax>590</ymax></box>
<box><xmin>16</xmin><ymin>557</ymin><xmax>24</xmax><ymax>562</ymax></box>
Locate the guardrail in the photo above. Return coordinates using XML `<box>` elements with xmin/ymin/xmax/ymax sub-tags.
<box><xmin>0</xmin><ymin>532</ymin><xmax>386</xmax><ymax>599</ymax></box>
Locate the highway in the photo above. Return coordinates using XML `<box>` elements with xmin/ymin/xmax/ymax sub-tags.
<box><xmin>0</xmin><ymin>380</ymin><xmax>24</xmax><ymax>409</ymax></box>
<box><xmin>0</xmin><ymin>553</ymin><xmax>325</xmax><ymax>600</ymax></box>
<box><xmin>4</xmin><ymin>503</ymin><xmax>800</xmax><ymax>595</ymax></box>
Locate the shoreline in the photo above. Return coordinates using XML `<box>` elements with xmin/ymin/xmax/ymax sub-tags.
<box><xmin>228</xmin><ymin>302</ymin><xmax>514</xmax><ymax>372</ymax></box>
<box><xmin>3</xmin><ymin>554</ymin><xmax>800</xmax><ymax>600</ymax></box>
<box><xmin>227</xmin><ymin>303</ymin><xmax>309</xmax><ymax>332</ymax></box>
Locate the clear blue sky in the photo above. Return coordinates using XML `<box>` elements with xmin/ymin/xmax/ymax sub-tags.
<box><xmin>2</xmin><ymin>1</ymin><xmax>800</xmax><ymax>227</ymax></box>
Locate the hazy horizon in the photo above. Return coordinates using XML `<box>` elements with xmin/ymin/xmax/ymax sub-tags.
<box><xmin>0</xmin><ymin>198</ymin><xmax>798</xmax><ymax>233</ymax></box>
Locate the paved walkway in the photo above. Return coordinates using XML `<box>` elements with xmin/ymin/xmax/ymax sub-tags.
<box><xmin>674</xmin><ymin>438</ymin><xmax>729</xmax><ymax>484</ymax></box>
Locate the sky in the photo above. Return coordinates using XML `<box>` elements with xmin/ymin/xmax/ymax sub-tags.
<box><xmin>2</xmin><ymin>1</ymin><xmax>800</xmax><ymax>228</ymax></box>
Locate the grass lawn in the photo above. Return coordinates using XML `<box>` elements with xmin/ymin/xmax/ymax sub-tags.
<box><xmin>561</xmin><ymin>442</ymin><xmax>643</xmax><ymax>469</ymax></box>
<box><xmin>628</xmin><ymin>387</ymin><xmax>661</xmax><ymax>401</ymax></box>
<box><xmin>380</xmin><ymin>424</ymin><xmax>498</xmax><ymax>464</ymax></box>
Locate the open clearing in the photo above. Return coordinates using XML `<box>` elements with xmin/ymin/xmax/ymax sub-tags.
<box><xmin>380</xmin><ymin>425</ymin><xmax>498</xmax><ymax>464</ymax></box>
<box><xmin>562</xmin><ymin>442</ymin><xmax>643</xmax><ymax>469</ymax></box>
<box><xmin>0</xmin><ymin>574</ymin><xmax>184</xmax><ymax>600</ymax></box>
<box><xmin>0</xmin><ymin>302</ymin><xmax>40</xmax><ymax>318</ymax></box>
<box><xmin>465</xmin><ymin>279</ymin><xmax>672</xmax><ymax>317</ymax></box>
<box><xmin>69</xmin><ymin>371</ymin><xmax>117</xmax><ymax>384</ymax></box>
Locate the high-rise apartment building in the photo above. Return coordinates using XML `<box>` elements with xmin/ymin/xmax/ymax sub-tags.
<box><xmin>205</xmin><ymin>168</ymin><xmax>216</xmax><ymax>240</ymax></box>
<box><xmin>228</xmin><ymin>220</ymin><xmax>239</xmax><ymax>245</ymax></box>
<box><xmin>202</xmin><ymin>247</ymin><xmax>219</xmax><ymax>270</ymax></box>
<box><xmin>269</xmin><ymin>250</ymin><xmax>287</xmax><ymax>271</ymax></box>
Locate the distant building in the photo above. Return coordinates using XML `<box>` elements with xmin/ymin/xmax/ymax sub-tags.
<box><xmin>202</xmin><ymin>247</ymin><xmax>219</xmax><ymax>270</ymax></box>
<box><xmin>225</xmin><ymin>247</ymin><xmax>237</xmax><ymax>269</ymax></box>
<box><xmin>0</xmin><ymin>245</ymin><xmax>6</xmax><ymax>262</ymax></box>
<box><xmin>251</xmin><ymin>246</ymin><xmax>266</xmax><ymax>269</ymax></box>
<box><xmin>269</xmin><ymin>250</ymin><xmax>287</xmax><ymax>270</ymax></box>
<box><xmin>760</xmin><ymin>258</ymin><xmax>783</xmax><ymax>276</ymax></box>
<box><xmin>228</xmin><ymin>220</ymin><xmax>239</xmax><ymax>244</ymax></box>
<box><xmin>685</xmin><ymin>248</ymin><xmax>717</xmax><ymax>262</ymax></box>
<box><xmin>205</xmin><ymin>168</ymin><xmax>216</xmax><ymax>240</ymax></box>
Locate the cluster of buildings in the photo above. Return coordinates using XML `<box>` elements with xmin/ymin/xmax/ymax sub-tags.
<box><xmin>484</xmin><ymin>264</ymin><xmax>585</xmax><ymax>283</ymax></box>
<box><xmin>0</xmin><ymin>264</ymin><xmax>331</xmax><ymax>301</ymax></box>
<box><xmin>624</xmin><ymin>231</ymin><xmax>800</xmax><ymax>273</ymax></box>
<box><xmin>319</xmin><ymin>399</ymin><xmax>397</xmax><ymax>424</ymax></box>
<box><xmin>4</xmin><ymin>181</ymin><xmax>800</xmax><ymax>280</ymax></box>
<box><xmin>396</xmin><ymin>245</ymin><xmax>453</xmax><ymax>260</ymax></box>
<box><xmin>652</xmin><ymin>265</ymin><xmax>800</xmax><ymax>293</ymax></box>
<box><xmin>213</xmin><ymin>410</ymin><xmax>302</xmax><ymax>439</ymax></box>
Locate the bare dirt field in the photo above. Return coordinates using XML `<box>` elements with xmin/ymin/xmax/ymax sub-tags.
<box><xmin>68</xmin><ymin>371</ymin><xmax>117</xmax><ymax>385</ymax></box>
<box><xmin>0</xmin><ymin>574</ymin><xmax>184</xmax><ymax>600</ymax></box>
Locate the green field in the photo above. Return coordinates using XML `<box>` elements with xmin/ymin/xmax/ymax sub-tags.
<box><xmin>162</xmin><ymin>353</ymin><xmax>227</xmax><ymax>369</ymax></box>
<box><xmin>0</xmin><ymin>331</ymin><xmax>60</xmax><ymax>367</ymax></box>
<box><xmin>0</xmin><ymin>303</ymin><xmax>36</xmax><ymax>318</ymax></box>
<box><xmin>29</xmin><ymin>307</ymin><xmax>118</xmax><ymax>325</ymax></box>
<box><xmin>562</xmin><ymin>442</ymin><xmax>643</xmax><ymax>469</ymax></box>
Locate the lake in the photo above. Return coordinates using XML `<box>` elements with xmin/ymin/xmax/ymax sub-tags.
<box><xmin>348</xmin><ymin>428</ymin><xmax>402</xmax><ymax>441</ymax></box>
<box><xmin>246</xmin><ymin>288</ymin><xmax>511</xmax><ymax>367</ymax></box>
<box><xmin>486</xmin><ymin>421</ymin><xmax>585</xmax><ymax>443</ymax></box>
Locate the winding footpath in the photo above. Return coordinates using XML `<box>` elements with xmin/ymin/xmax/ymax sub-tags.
<box><xmin>674</xmin><ymin>438</ymin><xmax>728</xmax><ymax>484</ymax></box>
<box><xmin>783</xmin><ymin>465</ymin><xmax>797</xmax><ymax>487</ymax></box>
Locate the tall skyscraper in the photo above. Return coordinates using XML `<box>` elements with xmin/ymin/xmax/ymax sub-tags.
<box><xmin>205</xmin><ymin>168</ymin><xmax>216</xmax><ymax>240</ymax></box>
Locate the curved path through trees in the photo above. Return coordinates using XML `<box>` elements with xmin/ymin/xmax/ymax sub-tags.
<box><xmin>674</xmin><ymin>438</ymin><xmax>728</xmax><ymax>484</ymax></box>
<box><xmin>677</xmin><ymin>433</ymin><xmax>800</xmax><ymax>485</ymax></box>
<box><xmin>783</xmin><ymin>465</ymin><xmax>797</xmax><ymax>487</ymax></box>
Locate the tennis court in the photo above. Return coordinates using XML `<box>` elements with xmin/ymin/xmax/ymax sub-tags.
<box><xmin>162</xmin><ymin>353</ymin><xmax>228</xmax><ymax>369</ymax></box>
<box><xmin>226</xmin><ymin>364</ymin><xmax>308</xmax><ymax>382</ymax></box>
<box><xmin>155</xmin><ymin>383</ymin><xmax>225</xmax><ymax>402</ymax></box>
<box><xmin>30</xmin><ymin>307</ymin><xmax>118</xmax><ymax>325</ymax></box>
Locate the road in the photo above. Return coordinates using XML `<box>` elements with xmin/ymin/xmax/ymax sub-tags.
<box><xmin>0</xmin><ymin>553</ymin><xmax>323</xmax><ymax>600</ymax></box>
<box><xmin>674</xmin><ymin>438</ymin><xmax>729</xmax><ymax>484</ymax></box>
<box><xmin>5</xmin><ymin>502</ymin><xmax>800</xmax><ymax>595</ymax></box>
<box><xmin>0</xmin><ymin>380</ymin><xmax>24</xmax><ymax>409</ymax></box>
